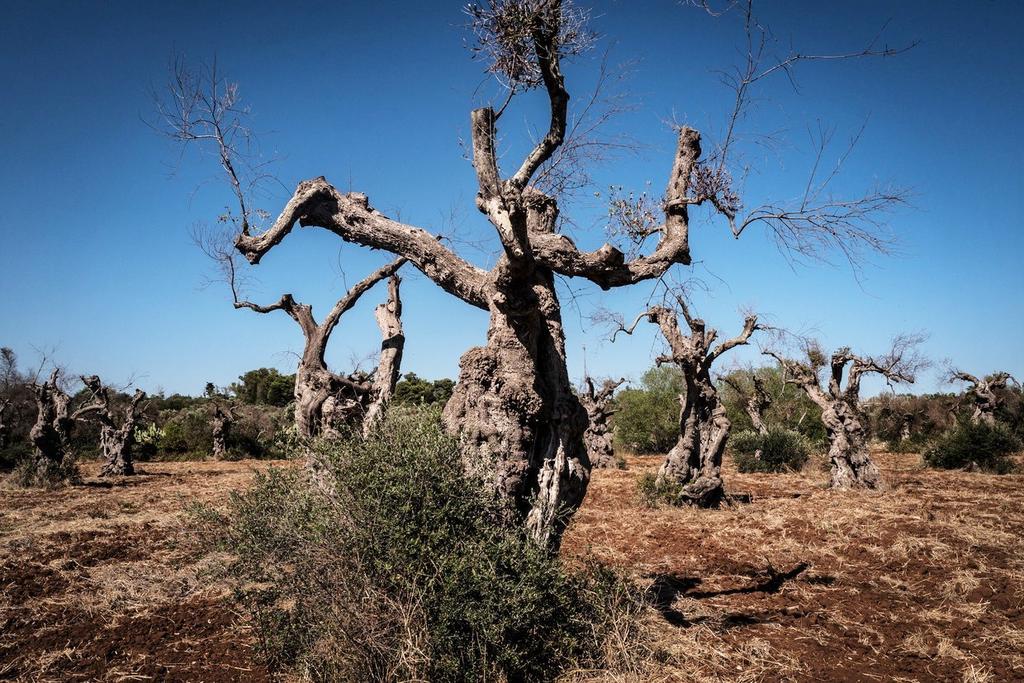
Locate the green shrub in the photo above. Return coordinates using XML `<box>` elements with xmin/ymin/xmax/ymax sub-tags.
<box><xmin>8</xmin><ymin>453</ymin><xmax>81</xmax><ymax>488</ymax></box>
<box><xmin>204</xmin><ymin>407</ymin><xmax>645</xmax><ymax>682</ymax></box>
<box><xmin>923</xmin><ymin>420</ymin><xmax>1020</xmax><ymax>474</ymax></box>
<box><xmin>885</xmin><ymin>431</ymin><xmax>931</xmax><ymax>454</ymax></box>
<box><xmin>614</xmin><ymin>366</ymin><xmax>683</xmax><ymax>454</ymax></box>
<box><xmin>730</xmin><ymin>428</ymin><xmax>811</xmax><ymax>473</ymax></box>
<box><xmin>0</xmin><ymin>442</ymin><xmax>31</xmax><ymax>472</ymax></box>
<box><xmin>636</xmin><ymin>471</ymin><xmax>685</xmax><ymax>507</ymax></box>
<box><xmin>158</xmin><ymin>408</ymin><xmax>213</xmax><ymax>456</ymax></box>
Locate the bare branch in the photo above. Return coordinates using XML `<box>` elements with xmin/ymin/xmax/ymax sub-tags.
<box><xmin>234</xmin><ymin>177</ymin><xmax>490</xmax><ymax>310</ymax></box>
<box><xmin>153</xmin><ymin>56</ymin><xmax>278</xmax><ymax>236</ymax></box>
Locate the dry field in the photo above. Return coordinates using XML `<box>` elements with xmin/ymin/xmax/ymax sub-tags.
<box><xmin>1</xmin><ymin>452</ymin><xmax>1022</xmax><ymax>682</ymax></box>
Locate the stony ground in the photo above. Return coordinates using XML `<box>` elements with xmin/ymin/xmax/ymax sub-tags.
<box><xmin>1</xmin><ymin>452</ymin><xmax>1022</xmax><ymax>682</ymax></box>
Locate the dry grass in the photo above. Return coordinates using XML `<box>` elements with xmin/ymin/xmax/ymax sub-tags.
<box><xmin>2</xmin><ymin>449</ymin><xmax>1022</xmax><ymax>681</ymax></box>
<box><xmin>561</xmin><ymin>449</ymin><xmax>1024</xmax><ymax>682</ymax></box>
<box><xmin>0</xmin><ymin>460</ymin><xmax>281</xmax><ymax>681</ymax></box>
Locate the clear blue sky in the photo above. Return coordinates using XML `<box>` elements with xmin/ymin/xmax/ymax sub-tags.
<box><xmin>1</xmin><ymin>1</ymin><xmax>1021</xmax><ymax>397</ymax></box>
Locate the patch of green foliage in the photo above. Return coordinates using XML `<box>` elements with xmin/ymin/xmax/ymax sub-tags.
<box><xmin>923</xmin><ymin>419</ymin><xmax>1020</xmax><ymax>474</ymax></box>
<box><xmin>9</xmin><ymin>454</ymin><xmax>81</xmax><ymax>488</ymax></box>
<box><xmin>719</xmin><ymin>366</ymin><xmax>826</xmax><ymax>446</ymax></box>
<box><xmin>614</xmin><ymin>366</ymin><xmax>683</xmax><ymax>454</ymax></box>
<box><xmin>230</xmin><ymin>368</ymin><xmax>295</xmax><ymax>407</ymax></box>
<box><xmin>730</xmin><ymin>427</ymin><xmax>811</xmax><ymax>473</ymax></box>
<box><xmin>635</xmin><ymin>471</ymin><xmax>686</xmax><ymax>507</ymax></box>
<box><xmin>393</xmin><ymin>372</ymin><xmax>455</xmax><ymax>406</ymax></box>
<box><xmin>204</xmin><ymin>407</ymin><xmax>645</xmax><ymax>682</ymax></box>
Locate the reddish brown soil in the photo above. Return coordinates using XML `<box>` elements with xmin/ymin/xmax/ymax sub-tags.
<box><xmin>2</xmin><ymin>453</ymin><xmax>1022</xmax><ymax>682</ymax></box>
<box><xmin>563</xmin><ymin>451</ymin><xmax>1024</xmax><ymax>682</ymax></box>
<box><xmin>0</xmin><ymin>461</ymin><xmax>277</xmax><ymax>682</ymax></box>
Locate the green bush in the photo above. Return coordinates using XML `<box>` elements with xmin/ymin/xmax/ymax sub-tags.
<box><xmin>158</xmin><ymin>407</ymin><xmax>214</xmax><ymax>456</ymax></box>
<box><xmin>204</xmin><ymin>407</ymin><xmax>644</xmax><ymax>682</ymax></box>
<box><xmin>923</xmin><ymin>420</ymin><xmax>1020</xmax><ymax>474</ymax></box>
<box><xmin>719</xmin><ymin>366</ymin><xmax>827</xmax><ymax>445</ymax></box>
<box><xmin>636</xmin><ymin>471</ymin><xmax>685</xmax><ymax>507</ymax></box>
<box><xmin>0</xmin><ymin>442</ymin><xmax>31</xmax><ymax>472</ymax></box>
<box><xmin>730</xmin><ymin>428</ymin><xmax>811</xmax><ymax>473</ymax></box>
<box><xmin>614</xmin><ymin>366</ymin><xmax>683</xmax><ymax>454</ymax></box>
<box><xmin>9</xmin><ymin>453</ymin><xmax>81</xmax><ymax>488</ymax></box>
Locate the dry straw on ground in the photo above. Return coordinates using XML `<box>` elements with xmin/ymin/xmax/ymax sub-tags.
<box><xmin>1</xmin><ymin>450</ymin><xmax>1022</xmax><ymax>682</ymax></box>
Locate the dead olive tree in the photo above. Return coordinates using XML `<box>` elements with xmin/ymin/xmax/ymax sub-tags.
<box><xmin>26</xmin><ymin>369</ymin><xmax>86</xmax><ymax>484</ymax></box>
<box><xmin>579</xmin><ymin>377</ymin><xmax>624</xmax><ymax>468</ymax></box>
<box><xmin>948</xmin><ymin>370</ymin><xmax>1016</xmax><ymax>427</ymax></box>
<box><xmin>766</xmin><ymin>335</ymin><xmax>925</xmax><ymax>489</ymax></box>
<box><xmin>164</xmin><ymin>1</ymin><xmax>908</xmax><ymax>547</ymax></box>
<box><xmin>210</xmin><ymin>402</ymin><xmax>234</xmax><ymax>459</ymax></box>
<box><xmin>157</xmin><ymin>60</ymin><xmax>407</xmax><ymax>444</ymax></box>
<box><xmin>232</xmin><ymin>262</ymin><xmax>405</xmax><ymax>439</ymax></box>
<box><xmin>616</xmin><ymin>300</ymin><xmax>758</xmax><ymax>506</ymax></box>
<box><xmin>721</xmin><ymin>373</ymin><xmax>771</xmax><ymax>435</ymax></box>
<box><xmin>0</xmin><ymin>398</ymin><xmax>10</xmax><ymax>450</ymax></box>
<box><xmin>362</xmin><ymin>274</ymin><xmax>405</xmax><ymax>438</ymax></box>
<box><xmin>77</xmin><ymin>376</ymin><xmax>147</xmax><ymax>476</ymax></box>
<box><xmin>721</xmin><ymin>370</ymin><xmax>772</xmax><ymax>461</ymax></box>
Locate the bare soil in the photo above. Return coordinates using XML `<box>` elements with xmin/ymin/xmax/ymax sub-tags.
<box><xmin>2</xmin><ymin>452</ymin><xmax>1022</xmax><ymax>682</ymax></box>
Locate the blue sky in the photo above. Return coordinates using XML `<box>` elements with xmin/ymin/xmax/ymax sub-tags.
<box><xmin>1</xmin><ymin>1</ymin><xmax>1021</xmax><ymax>397</ymax></box>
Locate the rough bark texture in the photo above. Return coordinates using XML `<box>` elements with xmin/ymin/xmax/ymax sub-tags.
<box><xmin>210</xmin><ymin>404</ymin><xmax>232</xmax><ymax>460</ymax></box>
<box><xmin>362</xmin><ymin>275</ymin><xmax>404</xmax><ymax>438</ymax></box>
<box><xmin>951</xmin><ymin>371</ymin><xmax>1013</xmax><ymax>427</ymax></box>
<box><xmin>621</xmin><ymin>305</ymin><xmax>758</xmax><ymax>507</ymax></box>
<box><xmin>235</xmin><ymin>258</ymin><xmax>405</xmax><ymax>440</ymax></box>
<box><xmin>78</xmin><ymin>376</ymin><xmax>146</xmax><ymax>476</ymax></box>
<box><xmin>769</xmin><ymin>346</ymin><xmax>917</xmax><ymax>489</ymax></box>
<box><xmin>747</xmin><ymin>376</ymin><xmax>771</xmax><ymax>435</ymax></box>
<box><xmin>28</xmin><ymin>370</ymin><xmax>75</xmax><ymax>481</ymax></box>
<box><xmin>579</xmin><ymin>377</ymin><xmax>624</xmax><ymax>468</ymax></box>
<box><xmin>441</xmin><ymin>259</ymin><xmax>590</xmax><ymax>548</ymax></box>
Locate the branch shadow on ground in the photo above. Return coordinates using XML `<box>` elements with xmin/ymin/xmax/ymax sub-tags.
<box><xmin>645</xmin><ymin>562</ymin><xmax>812</xmax><ymax>628</ymax></box>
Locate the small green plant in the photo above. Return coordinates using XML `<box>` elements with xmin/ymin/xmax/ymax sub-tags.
<box><xmin>923</xmin><ymin>420</ymin><xmax>1020</xmax><ymax>474</ymax></box>
<box><xmin>885</xmin><ymin>431</ymin><xmax>930</xmax><ymax>454</ymax></box>
<box><xmin>204</xmin><ymin>407</ymin><xmax>646</xmax><ymax>682</ymax></box>
<box><xmin>730</xmin><ymin>428</ymin><xmax>811</xmax><ymax>473</ymax></box>
<box><xmin>9</xmin><ymin>454</ymin><xmax>81</xmax><ymax>488</ymax></box>
<box><xmin>636</xmin><ymin>471</ymin><xmax>687</xmax><ymax>507</ymax></box>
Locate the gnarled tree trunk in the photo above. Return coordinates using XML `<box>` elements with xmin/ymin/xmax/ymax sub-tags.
<box><xmin>210</xmin><ymin>403</ymin><xmax>232</xmax><ymax>460</ymax></box>
<box><xmin>443</xmin><ymin>262</ymin><xmax>589</xmax><ymax>549</ymax></box>
<box><xmin>747</xmin><ymin>376</ymin><xmax>770</xmax><ymax>436</ymax></box>
<box><xmin>722</xmin><ymin>373</ymin><xmax>772</xmax><ymax>461</ymax></box>
<box><xmin>0</xmin><ymin>398</ymin><xmax>11</xmax><ymax>450</ymax></box>
<box><xmin>660</xmin><ymin>372</ymin><xmax>731</xmax><ymax>506</ymax></box>
<box><xmin>79</xmin><ymin>376</ymin><xmax>147</xmax><ymax>476</ymax></box>
<box><xmin>234</xmin><ymin>259</ymin><xmax>405</xmax><ymax>441</ymax></box>
<box><xmin>363</xmin><ymin>274</ymin><xmax>404</xmax><ymax>437</ymax></box>
<box><xmin>579</xmin><ymin>377</ymin><xmax>625</xmax><ymax>469</ymax></box>
<box><xmin>767</xmin><ymin>338</ymin><xmax>922</xmax><ymax>489</ymax></box>
<box><xmin>951</xmin><ymin>371</ymin><xmax>1013</xmax><ymax>427</ymax></box>
<box><xmin>619</xmin><ymin>304</ymin><xmax>758</xmax><ymax>507</ymax></box>
<box><xmin>27</xmin><ymin>370</ymin><xmax>76</xmax><ymax>484</ymax></box>
<box><xmin>820</xmin><ymin>400</ymin><xmax>880</xmax><ymax>489</ymax></box>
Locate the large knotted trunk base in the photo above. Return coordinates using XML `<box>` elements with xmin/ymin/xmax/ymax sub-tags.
<box><xmin>579</xmin><ymin>378</ymin><xmax>624</xmax><ymax>469</ymax></box>
<box><xmin>99</xmin><ymin>422</ymin><xmax>137</xmax><ymax>476</ymax></box>
<box><xmin>442</xmin><ymin>271</ymin><xmax>589</xmax><ymax>550</ymax></box>
<box><xmin>582</xmin><ymin>410</ymin><xmax>616</xmax><ymax>469</ymax></box>
<box><xmin>822</xmin><ymin>403</ymin><xmax>880</xmax><ymax>489</ymax></box>
<box><xmin>658</xmin><ymin>379</ymin><xmax>729</xmax><ymax>507</ymax></box>
<box><xmin>28</xmin><ymin>372</ymin><xmax>75</xmax><ymax>484</ymax></box>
